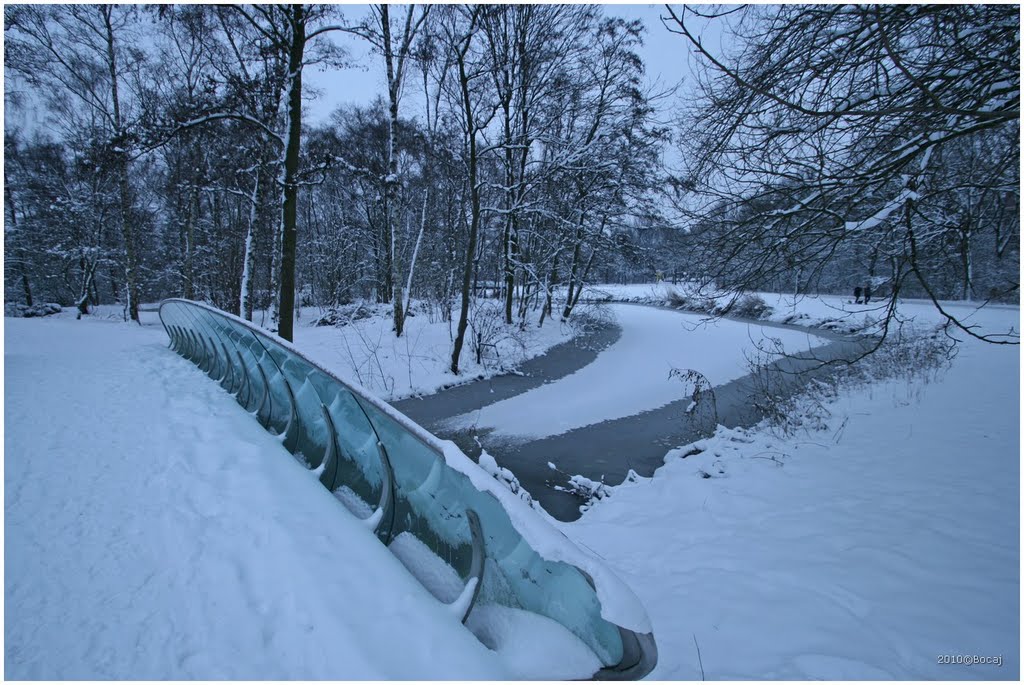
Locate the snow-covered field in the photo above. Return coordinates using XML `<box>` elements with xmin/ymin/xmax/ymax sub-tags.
<box><xmin>4</xmin><ymin>315</ymin><xmax>511</xmax><ymax>679</ymax></box>
<box><xmin>564</xmin><ymin>304</ymin><xmax>1020</xmax><ymax>679</ymax></box>
<box><xmin>576</xmin><ymin>282</ymin><xmax>1018</xmax><ymax>337</ymax></box>
<box><xmin>444</xmin><ymin>303</ymin><xmax>825</xmax><ymax>442</ymax></box>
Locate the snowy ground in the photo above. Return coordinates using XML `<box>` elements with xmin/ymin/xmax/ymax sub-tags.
<box><xmin>564</xmin><ymin>304</ymin><xmax>1020</xmax><ymax>679</ymax></box>
<box><xmin>576</xmin><ymin>282</ymin><xmax>882</xmax><ymax>328</ymax></box>
<box><xmin>443</xmin><ymin>303</ymin><xmax>825</xmax><ymax>442</ymax></box>
<box><xmin>288</xmin><ymin>302</ymin><xmax>578</xmax><ymax>400</ymax></box>
<box><xmin>6</xmin><ymin>296</ymin><xmax>1018</xmax><ymax>680</ymax></box>
<box><xmin>4</xmin><ymin>316</ymin><xmax>512</xmax><ymax>679</ymax></box>
<box><xmin>575</xmin><ymin>282</ymin><xmax>1018</xmax><ymax>338</ymax></box>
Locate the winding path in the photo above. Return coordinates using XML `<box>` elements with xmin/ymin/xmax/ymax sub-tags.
<box><xmin>394</xmin><ymin>303</ymin><xmax>866</xmax><ymax>521</ymax></box>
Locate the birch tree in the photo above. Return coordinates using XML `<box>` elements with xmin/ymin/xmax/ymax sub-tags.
<box><xmin>371</xmin><ymin>4</ymin><xmax>430</xmax><ymax>337</ymax></box>
<box><xmin>438</xmin><ymin>5</ymin><xmax>494</xmax><ymax>374</ymax></box>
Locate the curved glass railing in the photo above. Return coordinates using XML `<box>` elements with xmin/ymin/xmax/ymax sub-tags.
<box><xmin>159</xmin><ymin>299</ymin><xmax>657</xmax><ymax>679</ymax></box>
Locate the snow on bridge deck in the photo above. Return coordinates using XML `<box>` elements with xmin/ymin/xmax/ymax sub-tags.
<box><xmin>4</xmin><ymin>316</ymin><xmax>510</xmax><ymax>679</ymax></box>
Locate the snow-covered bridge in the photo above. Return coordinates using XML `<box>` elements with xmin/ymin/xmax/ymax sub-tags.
<box><xmin>4</xmin><ymin>302</ymin><xmax>655</xmax><ymax>680</ymax></box>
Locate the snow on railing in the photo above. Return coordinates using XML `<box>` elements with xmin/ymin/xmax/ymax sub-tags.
<box><xmin>158</xmin><ymin>299</ymin><xmax>657</xmax><ymax>680</ymax></box>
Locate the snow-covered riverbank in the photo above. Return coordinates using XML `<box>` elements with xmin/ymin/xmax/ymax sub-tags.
<box><xmin>564</xmin><ymin>304</ymin><xmax>1020</xmax><ymax>679</ymax></box>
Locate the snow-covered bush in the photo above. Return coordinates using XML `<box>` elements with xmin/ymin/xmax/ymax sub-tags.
<box><xmin>720</xmin><ymin>293</ymin><xmax>773</xmax><ymax>320</ymax></box>
<box><xmin>664</xmin><ymin>285</ymin><xmax>718</xmax><ymax>315</ymax></box>
<box><xmin>556</xmin><ymin>474</ymin><xmax>612</xmax><ymax>513</ymax></box>
<box><xmin>312</xmin><ymin>302</ymin><xmax>375</xmax><ymax>327</ymax></box>
<box><xmin>578</xmin><ymin>287</ymin><xmax>615</xmax><ymax>303</ymax></box>
<box><xmin>750</xmin><ymin>324</ymin><xmax>954</xmax><ymax>437</ymax></box>
<box><xmin>547</xmin><ymin>461</ymin><xmax>612</xmax><ymax>512</ymax></box>
<box><xmin>5</xmin><ymin>302</ymin><xmax>62</xmax><ymax>318</ymax></box>
<box><xmin>468</xmin><ymin>301</ymin><xmax>525</xmax><ymax>367</ymax></box>
<box><xmin>758</xmin><ymin>376</ymin><xmax>839</xmax><ymax>437</ymax></box>
<box><xmin>478</xmin><ymin>450</ymin><xmax>534</xmax><ymax>506</ymax></box>
<box><xmin>565</xmin><ymin>474</ymin><xmax>611</xmax><ymax>501</ymax></box>
<box><xmin>669</xmin><ymin>367</ymin><xmax>719</xmax><ymax>437</ymax></box>
<box><xmin>565</xmin><ymin>301</ymin><xmax>615</xmax><ymax>333</ymax></box>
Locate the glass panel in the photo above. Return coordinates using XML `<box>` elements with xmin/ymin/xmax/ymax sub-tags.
<box><xmin>304</xmin><ymin>370</ymin><xmax>385</xmax><ymax>508</ymax></box>
<box><xmin>242</xmin><ymin>335</ymin><xmax>290</xmax><ymax>434</ymax></box>
<box><xmin>222</xmin><ymin>327</ymin><xmax>269</xmax><ymax>414</ymax></box>
<box><xmin>243</xmin><ymin>330</ymin><xmax>387</xmax><ymax>512</ymax></box>
<box><xmin>190</xmin><ymin>309</ymin><xmax>230</xmax><ymax>380</ymax></box>
<box><xmin>252</xmin><ymin>343</ymin><xmax>324</xmax><ymax>468</ymax></box>
<box><xmin>173</xmin><ymin>306</ymin><xmax>203</xmax><ymax>363</ymax></box>
<box><xmin>181</xmin><ymin>306</ymin><xmax>221</xmax><ymax>376</ymax></box>
<box><xmin>354</xmin><ymin>399</ymin><xmax>623</xmax><ymax>666</ymax></box>
<box><xmin>357</xmin><ymin>399</ymin><xmax>475</xmax><ymax>575</ymax></box>
<box><xmin>160</xmin><ymin>303</ymin><xmax>187</xmax><ymax>352</ymax></box>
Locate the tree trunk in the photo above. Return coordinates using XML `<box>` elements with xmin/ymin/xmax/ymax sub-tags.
<box><xmin>22</xmin><ymin>274</ymin><xmax>33</xmax><ymax>307</ymax></box>
<box><xmin>502</xmin><ymin>108</ymin><xmax>515</xmax><ymax>324</ymax></box>
<box><xmin>76</xmin><ymin>258</ymin><xmax>98</xmax><ymax>319</ymax></box>
<box><xmin>452</xmin><ymin>152</ymin><xmax>481</xmax><ymax>374</ymax></box>
<box><xmin>4</xmin><ymin>172</ymin><xmax>33</xmax><ymax>306</ymax></box>
<box><xmin>240</xmin><ymin>165</ymin><xmax>261</xmax><ymax>320</ymax></box>
<box><xmin>451</xmin><ymin>19</ymin><xmax>482</xmax><ymax>375</ymax></box>
<box><xmin>538</xmin><ymin>253</ymin><xmax>558</xmax><ymax>327</ymax></box>
<box><xmin>402</xmin><ymin>191</ymin><xmax>428</xmax><ymax>319</ymax></box>
<box><xmin>961</xmin><ymin>219</ymin><xmax>973</xmax><ymax>301</ymax></box>
<box><xmin>276</xmin><ymin>4</ymin><xmax>306</xmax><ymax>342</ymax></box>
<box><xmin>101</xmin><ymin>6</ymin><xmax>139</xmax><ymax>322</ymax></box>
<box><xmin>561</xmin><ymin>220</ymin><xmax>584</xmax><ymax>320</ymax></box>
<box><xmin>183</xmin><ymin>181</ymin><xmax>197</xmax><ymax>299</ymax></box>
<box><xmin>381</xmin><ymin>4</ymin><xmax>406</xmax><ymax>337</ymax></box>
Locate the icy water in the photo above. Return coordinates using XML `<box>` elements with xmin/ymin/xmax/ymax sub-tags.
<box><xmin>394</xmin><ymin>304</ymin><xmax>866</xmax><ymax>521</ymax></box>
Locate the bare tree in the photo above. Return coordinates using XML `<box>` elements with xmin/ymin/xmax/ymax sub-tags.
<box><xmin>347</xmin><ymin>4</ymin><xmax>431</xmax><ymax>337</ymax></box>
<box><xmin>479</xmin><ymin>4</ymin><xmax>595</xmax><ymax>325</ymax></box>
<box><xmin>217</xmin><ymin>4</ymin><xmax>344</xmax><ymax>341</ymax></box>
<box><xmin>668</xmin><ymin>3</ymin><xmax>1019</xmax><ymax>344</ymax></box>
<box><xmin>552</xmin><ymin>16</ymin><xmax>663</xmax><ymax>321</ymax></box>
<box><xmin>7</xmin><ymin>5</ymin><xmax>150</xmax><ymax>321</ymax></box>
<box><xmin>437</xmin><ymin>5</ymin><xmax>495</xmax><ymax>374</ymax></box>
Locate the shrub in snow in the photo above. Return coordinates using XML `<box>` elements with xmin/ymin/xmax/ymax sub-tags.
<box><xmin>5</xmin><ymin>302</ymin><xmax>61</xmax><ymax>318</ymax></box>
<box><xmin>780</xmin><ymin>311</ymin><xmax>811</xmax><ymax>326</ymax></box>
<box><xmin>666</xmin><ymin>287</ymin><xmax>773</xmax><ymax>322</ymax></box>
<box><xmin>581</xmin><ymin>287</ymin><xmax>615</xmax><ymax>303</ymax></box>
<box><xmin>568</xmin><ymin>474</ymin><xmax>611</xmax><ymax>500</ymax></box>
<box><xmin>546</xmin><ymin>461</ymin><xmax>612</xmax><ymax>511</ymax></box>
<box><xmin>560</xmin><ymin>475</ymin><xmax>612</xmax><ymax>512</ymax></box>
<box><xmin>664</xmin><ymin>286</ymin><xmax>717</xmax><ymax>315</ymax></box>
<box><xmin>758</xmin><ymin>376</ymin><xmax>839</xmax><ymax>437</ymax></box>
<box><xmin>312</xmin><ymin>303</ymin><xmax>374</xmax><ymax>327</ymax></box>
<box><xmin>468</xmin><ymin>301</ymin><xmax>526</xmax><ymax>367</ymax></box>
<box><xmin>721</xmin><ymin>293</ymin><xmax>773</xmax><ymax>320</ymax></box>
<box><xmin>313</xmin><ymin>310</ymin><xmax>343</xmax><ymax>327</ymax></box>
<box><xmin>668</xmin><ymin>367</ymin><xmax>719</xmax><ymax>437</ymax></box>
<box><xmin>749</xmin><ymin>323</ymin><xmax>954</xmax><ymax>437</ymax></box>
<box><xmin>567</xmin><ymin>301</ymin><xmax>615</xmax><ymax>333</ymax></box>
<box><xmin>478</xmin><ymin>450</ymin><xmax>534</xmax><ymax>507</ymax></box>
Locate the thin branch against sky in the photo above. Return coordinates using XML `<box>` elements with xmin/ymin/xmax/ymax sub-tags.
<box><xmin>302</xmin><ymin>3</ymin><xmax>716</xmax><ymax>127</ymax></box>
